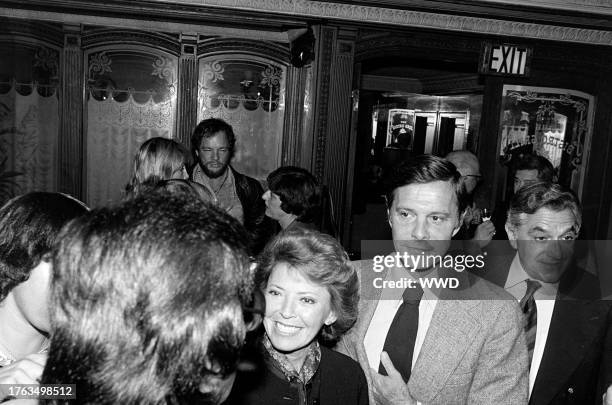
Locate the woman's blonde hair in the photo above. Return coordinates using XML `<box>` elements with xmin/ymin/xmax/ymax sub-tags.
<box><xmin>125</xmin><ymin>137</ymin><xmax>189</xmax><ymax>196</ymax></box>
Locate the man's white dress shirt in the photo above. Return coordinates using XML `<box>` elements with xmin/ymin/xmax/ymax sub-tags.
<box><xmin>364</xmin><ymin>264</ymin><xmax>438</xmax><ymax>372</ymax></box>
<box><xmin>504</xmin><ymin>254</ymin><xmax>558</xmax><ymax>397</ymax></box>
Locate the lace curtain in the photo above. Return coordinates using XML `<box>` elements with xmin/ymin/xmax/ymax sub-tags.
<box><xmin>85</xmin><ymin>50</ymin><xmax>177</xmax><ymax>207</ymax></box>
<box><xmin>197</xmin><ymin>57</ymin><xmax>285</xmax><ymax>180</ymax></box>
<box><xmin>0</xmin><ymin>45</ymin><xmax>59</xmax><ymax>205</ymax></box>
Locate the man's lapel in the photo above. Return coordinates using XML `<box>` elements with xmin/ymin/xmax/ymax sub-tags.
<box><xmin>408</xmin><ymin>299</ymin><xmax>481</xmax><ymax>403</ymax></box>
<box><xmin>345</xmin><ymin>260</ymin><xmax>385</xmax><ymax>366</ymax></box>
<box><xmin>530</xmin><ymin>298</ymin><xmax>603</xmax><ymax>404</ymax></box>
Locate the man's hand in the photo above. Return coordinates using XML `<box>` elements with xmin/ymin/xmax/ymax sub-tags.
<box><xmin>472</xmin><ymin>221</ymin><xmax>496</xmax><ymax>248</ymax></box>
<box><xmin>0</xmin><ymin>353</ymin><xmax>47</xmax><ymax>400</ymax></box>
<box><xmin>603</xmin><ymin>385</ymin><xmax>612</xmax><ymax>405</ymax></box>
<box><xmin>370</xmin><ymin>352</ymin><xmax>416</xmax><ymax>405</ymax></box>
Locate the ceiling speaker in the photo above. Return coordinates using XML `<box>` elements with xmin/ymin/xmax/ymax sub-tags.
<box><xmin>290</xmin><ymin>27</ymin><xmax>315</xmax><ymax>68</ymax></box>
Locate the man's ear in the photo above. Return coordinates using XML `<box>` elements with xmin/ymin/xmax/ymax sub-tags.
<box><xmin>387</xmin><ymin>208</ymin><xmax>392</xmax><ymax>229</ymax></box>
<box><xmin>452</xmin><ymin>210</ymin><xmax>467</xmax><ymax>237</ymax></box>
<box><xmin>505</xmin><ymin>224</ymin><xmax>518</xmax><ymax>250</ymax></box>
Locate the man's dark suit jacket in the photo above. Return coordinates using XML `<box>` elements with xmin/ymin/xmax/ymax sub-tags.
<box><xmin>231</xmin><ymin>167</ymin><xmax>275</xmax><ymax>255</ymax></box>
<box><xmin>480</xmin><ymin>245</ymin><xmax>612</xmax><ymax>405</ymax></box>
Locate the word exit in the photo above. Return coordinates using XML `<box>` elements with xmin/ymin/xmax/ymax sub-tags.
<box><xmin>479</xmin><ymin>43</ymin><xmax>532</xmax><ymax>77</ymax></box>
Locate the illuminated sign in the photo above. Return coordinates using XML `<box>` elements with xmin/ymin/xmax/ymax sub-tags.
<box><xmin>479</xmin><ymin>43</ymin><xmax>532</xmax><ymax>77</ymax></box>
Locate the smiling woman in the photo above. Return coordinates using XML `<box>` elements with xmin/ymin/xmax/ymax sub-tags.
<box><xmin>224</xmin><ymin>228</ymin><xmax>369</xmax><ymax>405</ymax></box>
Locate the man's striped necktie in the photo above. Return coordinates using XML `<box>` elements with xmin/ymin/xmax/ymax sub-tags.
<box><xmin>520</xmin><ymin>279</ymin><xmax>542</xmax><ymax>363</ymax></box>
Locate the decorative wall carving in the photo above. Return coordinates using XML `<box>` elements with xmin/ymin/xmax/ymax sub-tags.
<box><xmin>196</xmin><ymin>56</ymin><xmax>287</xmax><ymax>180</ymax></box>
<box><xmin>196</xmin><ymin>0</ymin><xmax>612</xmax><ymax>45</ymax></box>
<box><xmin>313</xmin><ymin>27</ymin><xmax>335</xmax><ymax>181</ymax></box>
<box><xmin>82</xmin><ymin>29</ymin><xmax>181</xmax><ymax>55</ymax></box>
<box><xmin>177</xmin><ymin>34</ymin><xmax>198</xmax><ymax>146</ymax></box>
<box><xmin>0</xmin><ymin>19</ymin><xmax>63</xmax><ymax>47</ymax></box>
<box><xmin>197</xmin><ymin>38</ymin><xmax>289</xmax><ymax>63</ymax></box>
<box><xmin>324</xmin><ymin>33</ymin><xmax>356</xmax><ymax>241</ymax></box>
<box><xmin>59</xmin><ymin>26</ymin><xmax>82</xmax><ymax>198</ymax></box>
<box><xmin>84</xmin><ymin>48</ymin><xmax>179</xmax><ymax>206</ymax></box>
<box><xmin>355</xmin><ymin>32</ymin><xmax>481</xmax><ymax>61</ymax></box>
<box><xmin>478</xmin><ymin>0</ymin><xmax>612</xmax><ymax>12</ymax></box>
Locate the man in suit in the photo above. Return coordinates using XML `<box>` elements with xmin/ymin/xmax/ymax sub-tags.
<box><xmin>337</xmin><ymin>155</ymin><xmax>528</xmax><ymax>405</ymax></box>
<box><xmin>497</xmin><ymin>181</ymin><xmax>612</xmax><ymax>405</ymax></box>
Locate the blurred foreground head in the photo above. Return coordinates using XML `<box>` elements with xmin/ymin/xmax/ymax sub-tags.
<box><xmin>0</xmin><ymin>192</ymin><xmax>88</xmax><ymax>334</ymax></box>
<box><xmin>43</xmin><ymin>192</ymin><xmax>252</xmax><ymax>404</ymax></box>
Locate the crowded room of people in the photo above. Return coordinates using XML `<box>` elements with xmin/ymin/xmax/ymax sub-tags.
<box><xmin>1</xmin><ymin>0</ymin><xmax>612</xmax><ymax>404</ymax></box>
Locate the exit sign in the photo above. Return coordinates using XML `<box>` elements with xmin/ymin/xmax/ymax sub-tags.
<box><xmin>479</xmin><ymin>43</ymin><xmax>532</xmax><ymax>77</ymax></box>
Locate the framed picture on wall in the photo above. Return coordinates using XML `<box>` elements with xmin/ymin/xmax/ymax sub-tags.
<box><xmin>498</xmin><ymin>85</ymin><xmax>595</xmax><ymax>196</ymax></box>
<box><xmin>386</xmin><ymin>109</ymin><xmax>415</xmax><ymax>148</ymax></box>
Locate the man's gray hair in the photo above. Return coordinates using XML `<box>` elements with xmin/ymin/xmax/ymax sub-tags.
<box><xmin>506</xmin><ymin>182</ymin><xmax>582</xmax><ymax>231</ymax></box>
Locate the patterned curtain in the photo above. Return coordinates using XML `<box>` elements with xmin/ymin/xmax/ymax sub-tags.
<box><xmin>197</xmin><ymin>57</ymin><xmax>285</xmax><ymax>180</ymax></box>
<box><xmin>85</xmin><ymin>50</ymin><xmax>177</xmax><ymax>207</ymax></box>
<box><xmin>0</xmin><ymin>45</ymin><xmax>59</xmax><ymax>205</ymax></box>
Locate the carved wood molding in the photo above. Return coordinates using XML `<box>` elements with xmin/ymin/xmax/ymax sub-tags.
<box><xmin>356</xmin><ymin>30</ymin><xmax>612</xmax><ymax>68</ymax></box>
<box><xmin>355</xmin><ymin>31</ymin><xmax>481</xmax><ymax>61</ymax></box>
<box><xmin>4</xmin><ymin>1</ymin><xmax>612</xmax><ymax>45</ymax></box>
<box><xmin>313</xmin><ymin>27</ymin><xmax>335</xmax><ymax>182</ymax></box>
<box><xmin>82</xmin><ymin>28</ymin><xmax>181</xmax><ymax>55</ymax></box>
<box><xmin>0</xmin><ymin>2</ymin><xmax>294</xmax><ymax>42</ymax></box>
<box><xmin>478</xmin><ymin>0</ymin><xmax>612</xmax><ymax>14</ymax></box>
<box><xmin>197</xmin><ymin>38</ymin><xmax>289</xmax><ymax>64</ymax></box>
<box><xmin>421</xmin><ymin>75</ymin><xmax>482</xmax><ymax>95</ymax></box>
<box><xmin>192</xmin><ymin>0</ymin><xmax>612</xmax><ymax>46</ymax></box>
<box><xmin>0</xmin><ymin>18</ymin><xmax>63</xmax><ymax>47</ymax></box>
<box><xmin>59</xmin><ymin>26</ymin><xmax>83</xmax><ymax>198</ymax></box>
<box><xmin>177</xmin><ymin>34</ymin><xmax>198</xmax><ymax>146</ymax></box>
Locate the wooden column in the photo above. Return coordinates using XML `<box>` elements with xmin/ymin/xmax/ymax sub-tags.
<box><xmin>176</xmin><ymin>33</ymin><xmax>198</xmax><ymax>147</ymax></box>
<box><xmin>310</xmin><ymin>26</ymin><xmax>356</xmax><ymax>243</ymax></box>
<box><xmin>58</xmin><ymin>24</ymin><xmax>83</xmax><ymax>199</ymax></box>
<box><xmin>282</xmin><ymin>65</ymin><xmax>309</xmax><ymax>166</ymax></box>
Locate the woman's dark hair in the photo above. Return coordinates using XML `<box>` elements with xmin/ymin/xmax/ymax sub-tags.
<box><xmin>256</xmin><ymin>228</ymin><xmax>358</xmax><ymax>343</ymax></box>
<box><xmin>267</xmin><ymin>166</ymin><xmax>321</xmax><ymax>223</ymax></box>
<box><xmin>42</xmin><ymin>192</ymin><xmax>252</xmax><ymax>404</ymax></box>
<box><xmin>0</xmin><ymin>192</ymin><xmax>88</xmax><ymax>302</ymax></box>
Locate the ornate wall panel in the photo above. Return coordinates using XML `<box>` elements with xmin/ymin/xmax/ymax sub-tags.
<box><xmin>195</xmin><ymin>38</ymin><xmax>293</xmax><ymax>180</ymax></box>
<box><xmin>175</xmin><ymin>0</ymin><xmax>612</xmax><ymax>46</ymax></box>
<box><xmin>197</xmin><ymin>54</ymin><xmax>286</xmax><ymax>180</ymax></box>
<box><xmin>306</xmin><ymin>26</ymin><xmax>358</xmax><ymax>242</ymax></box>
<box><xmin>177</xmin><ymin>34</ymin><xmax>198</xmax><ymax>146</ymax></box>
<box><xmin>281</xmin><ymin>65</ymin><xmax>309</xmax><ymax>167</ymax></box>
<box><xmin>0</xmin><ymin>33</ymin><xmax>61</xmax><ymax>204</ymax></box>
<box><xmin>312</xmin><ymin>26</ymin><xmax>335</xmax><ymax>181</ymax></box>
<box><xmin>59</xmin><ymin>25</ymin><xmax>82</xmax><ymax>198</ymax></box>
<box><xmin>84</xmin><ymin>45</ymin><xmax>179</xmax><ymax>207</ymax></box>
<box><xmin>324</xmin><ymin>32</ymin><xmax>356</xmax><ymax>242</ymax></box>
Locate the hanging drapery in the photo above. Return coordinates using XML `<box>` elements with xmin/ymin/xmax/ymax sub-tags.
<box><xmin>0</xmin><ymin>84</ymin><xmax>59</xmax><ymax>202</ymax></box>
<box><xmin>85</xmin><ymin>50</ymin><xmax>177</xmax><ymax>207</ymax></box>
<box><xmin>0</xmin><ymin>44</ymin><xmax>59</xmax><ymax>205</ymax></box>
<box><xmin>197</xmin><ymin>58</ymin><xmax>285</xmax><ymax>180</ymax></box>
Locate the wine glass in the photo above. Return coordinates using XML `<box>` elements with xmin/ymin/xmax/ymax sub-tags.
<box><xmin>482</xmin><ymin>208</ymin><xmax>492</xmax><ymax>222</ymax></box>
